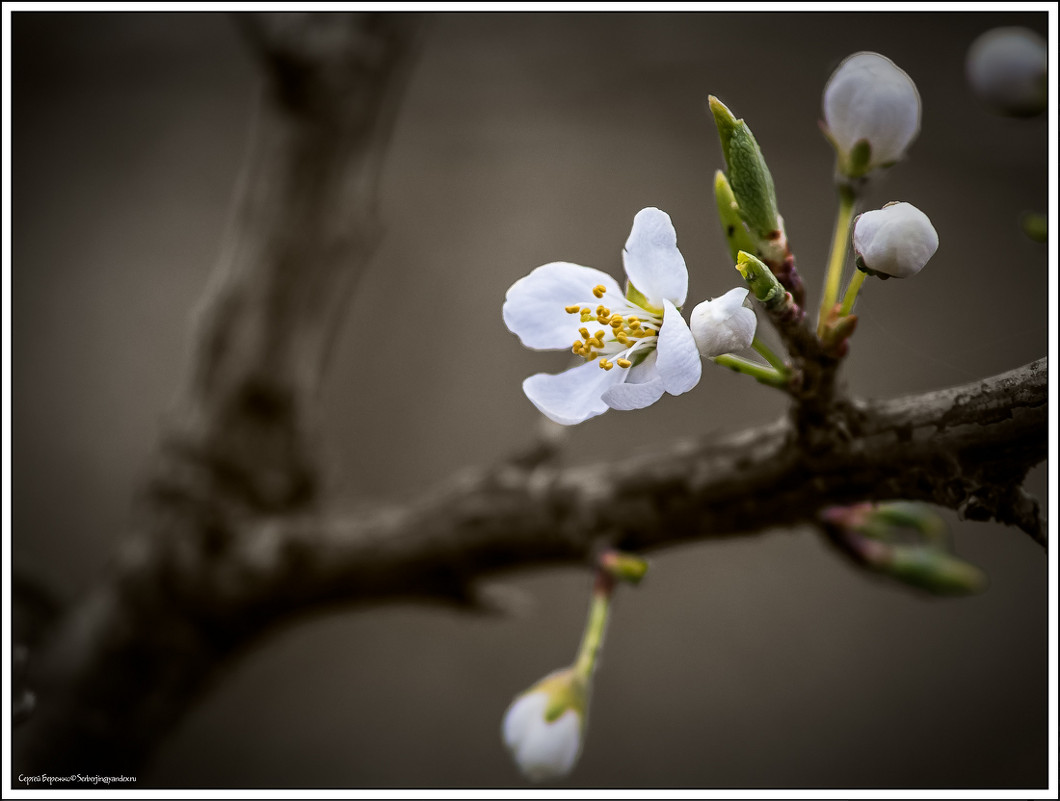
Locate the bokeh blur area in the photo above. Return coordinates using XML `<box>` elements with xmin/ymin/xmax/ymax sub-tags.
<box><xmin>11</xmin><ymin>11</ymin><xmax>1050</xmax><ymax>788</ymax></box>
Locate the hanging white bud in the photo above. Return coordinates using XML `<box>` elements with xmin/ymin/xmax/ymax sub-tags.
<box><xmin>852</xmin><ymin>202</ymin><xmax>938</xmax><ymax>279</ymax></box>
<box><xmin>502</xmin><ymin>668</ymin><xmax>587</xmax><ymax>782</ymax></box>
<box><xmin>967</xmin><ymin>27</ymin><xmax>1048</xmax><ymax>117</ymax></box>
<box><xmin>689</xmin><ymin>287</ymin><xmax>757</xmax><ymax>357</ymax></box>
<box><xmin>822</xmin><ymin>52</ymin><xmax>921</xmax><ymax>179</ymax></box>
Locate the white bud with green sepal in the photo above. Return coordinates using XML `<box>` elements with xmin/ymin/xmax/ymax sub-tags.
<box><xmin>852</xmin><ymin>202</ymin><xmax>938</xmax><ymax>279</ymax></box>
<box><xmin>823</xmin><ymin>52</ymin><xmax>921</xmax><ymax>180</ymax></box>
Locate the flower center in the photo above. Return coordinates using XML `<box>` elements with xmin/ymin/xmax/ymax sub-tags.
<box><xmin>564</xmin><ymin>284</ymin><xmax>661</xmax><ymax>370</ymax></box>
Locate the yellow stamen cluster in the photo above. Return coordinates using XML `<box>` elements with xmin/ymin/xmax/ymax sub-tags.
<box><xmin>571</xmin><ymin>327</ymin><xmax>607</xmax><ymax>361</ymax></box>
<box><xmin>609</xmin><ymin>312</ymin><xmax>659</xmax><ymax>349</ymax></box>
<box><xmin>565</xmin><ymin>285</ymin><xmax>660</xmax><ymax>370</ymax></box>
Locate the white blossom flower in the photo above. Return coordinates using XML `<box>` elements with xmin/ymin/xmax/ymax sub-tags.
<box><xmin>503</xmin><ymin>207</ymin><xmax>701</xmax><ymax>425</ymax></box>
<box><xmin>502</xmin><ymin>669</ymin><xmax>586</xmax><ymax>782</ymax></box>
<box><xmin>853</xmin><ymin>202</ymin><xmax>938</xmax><ymax>279</ymax></box>
<box><xmin>967</xmin><ymin>27</ymin><xmax>1048</xmax><ymax>117</ymax></box>
<box><xmin>689</xmin><ymin>287</ymin><xmax>757</xmax><ymax>357</ymax></box>
<box><xmin>823</xmin><ymin>52</ymin><xmax>921</xmax><ymax>177</ymax></box>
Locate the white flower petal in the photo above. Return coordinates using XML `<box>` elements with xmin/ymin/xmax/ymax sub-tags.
<box><xmin>621</xmin><ymin>207</ymin><xmax>688</xmax><ymax>309</ymax></box>
<box><xmin>654</xmin><ymin>300</ymin><xmax>702</xmax><ymax>396</ymax></box>
<box><xmin>514</xmin><ymin>708</ymin><xmax>582</xmax><ymax>782</ymax></box>
<box><xmin>523</xmin><ymin>359</ymin><xmax>627</xmax><ymax>425</ymax></box>
<box><xmin>690</xmin><ymin>288</ymin><xmax>757</xmax><ymax>357</ymax></box>
<box><xmin>503</xmin><ymin>692</ymin><xmax>547</xmax><ymax>751</ymax></box>
<box><xmin>503</xmin><ymin>262</ymin><xmax>623</xmax><ymax>350</ymax></box>
<box><xmin>713</xmin><ymin>286</ymin><xmax>750</xmax><ymax>317</ymax></box>
<box><xmin>601</xmin><ymin>352</ymin><xmax>666</xmax><ymax>410</ymax></box>
<box><xmin>823</xmin><ymin>52</ymin><xmax>920</xmax><ymax>169</ymax></box>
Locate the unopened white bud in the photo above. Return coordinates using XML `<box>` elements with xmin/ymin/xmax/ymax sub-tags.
<box><xmin>502</xmin><ymin>669</ymin><xmax>586</xmax><ymax>782</ymax></box>
<box><xmin>689</xmin><ymin>287</ymin><xmax>757</xmax><ymax>357</ymax></box>
<box><xmin>853</xmin><ymin>202</ymin><xmax>938</xmax><ymax>279</ymax></box>
<box><xmin>823</xmin><ymin>52</ymin><xmax>921</xmax><ymax>178</ymax></box>
<box><xmin>967</xmin><ymin>27</ymin><xmax>1048</xmax><ymax>117</ymax></box>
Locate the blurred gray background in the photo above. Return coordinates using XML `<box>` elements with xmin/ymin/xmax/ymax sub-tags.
<box><xmin>12</xmin><ymin>11</ymin><xmax>1049</xmax><ymax>789</ymax></box>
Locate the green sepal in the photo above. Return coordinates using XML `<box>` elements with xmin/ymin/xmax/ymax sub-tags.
<box><xmin>529</xmin><ymin>668</ymin><xmax>588</xmax><ymax>723</ymax></box>
<box><xmin>600</xmin><ymin>550</ymin><xmax>649</xmax><ymax>585</ymax></box>
<box><xmin>625</xmin><ymin>281</ymin><xmax>663</xmax><ymax>315</ymax></box>
<box><xmin>714</xmin><ymin>170</ymin><xmax>758</xmax><ymax>263</ymax></box>
<box><xmin>709</xmin><ymin>96</ymin><xmax>780</xmax><ymax>240</ymax></box>
<box><xmin>884</xmin><ymin>546</ymin><xmax>988</xmax><ymax>595</ymax></box>
<box><xmin>869</xmin><ymin>501</ymin><xmax>947</xmax><ymax>543</ymax></box>
<box><xmin>735</xmin><ymin>251</ymin><xmax>785</xmax><ymax>310</ymax></box>
<box><xmin>825</xmin><ymin>502</ymin><xmax>988</xmax><ymax>596</ymax></box>
<box><xmin>819</xmin><ymin>308</ymin><xmax>859</xmax><ymax>353</ymax></box>
<box><xmin>854</xmin><ymin>253</ymin><xmax>891</xmax><ymax>281</ymax></box>
<box><xmin>841</xmin><ymin>138</ymin><xmax>873</xmax><ymax>178</ymax></box>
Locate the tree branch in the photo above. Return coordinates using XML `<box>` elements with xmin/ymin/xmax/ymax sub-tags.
<box><xmin>13</xmin><ymin>11</ymin><xmax>426</xmax><ymax>778</ymax></box>
<box><xmin>215</xmin><ymin>358</ymin><xmax>1046</xmax><ymax>613</ymax></box>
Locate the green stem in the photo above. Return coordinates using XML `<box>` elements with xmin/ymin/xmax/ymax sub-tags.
<box><xmin>573</xmin><ymin>586</ymin><xmax>611</xmax><ymax>681</ymax></box>
<box><xmin>751</xmin><ymin>337</ymin><xmax>788</xmax><ymax>373</ymax></box>
<box><xmin>838</xmin><ymin>269</ymin><xmax>868</xmax><ymax>317</ymax></box>
<box><xmin>817</xmin><ymin>185</ymin><xmax>856</xmax><ymax>338</ymax></box>
<box><xmin>712</xmin><ymin>353</ymin><xmax>789</xmax><ymax>389</ymax></box>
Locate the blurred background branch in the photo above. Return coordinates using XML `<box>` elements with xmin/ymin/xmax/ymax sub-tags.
<box><xmin>14</xmin><ymin>11</ymin><xmax>426</xmax><ymax>776</ymax></box>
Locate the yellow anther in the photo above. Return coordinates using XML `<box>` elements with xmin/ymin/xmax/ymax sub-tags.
<box><xmin>572</xmin><ymin>340</ymin><xmax>584</xmax><ymax>353</ymax></box>
<box><xmin>610</xmin><ymin>319</ymin><xmax>623</xmax><ymax>329</ymax></box>
<box><xmin>580</xmin><ymin>312</ymin><xmax>592</xmax><ymax>322</ymax></box>
<box><xmin>617</xmin><ymin>358</ymin><xmax>632</xmax><ymax>368</ymax></box>
<box><xmin>565</xmin><ymin>304</ymin><xmax>581</xmax><ymax>314</ymax></box>
<box><xmin>599</xmin><ymin>358</ymin><xmax>614</xmax><ymax>371</ymax></box>
<box><xmin>629</xmin><ymin>320</ymin><xmax>642</xmax><ymax>330</ymax></box>
<box><xmin>593</xmin><ymin>284</ymin><xmax>607</xmax><ymax>298</ymax></box>
<box><xmin>610</xmin><ymin>314</ymin><xmax>623</xmax><ymax>324</ymax></box>
<box><xmin>628</xmin><ymin>315</ymin><xmax>640</xmax><ymax>323</ymax></box>
<box><xmin>616</xmin><ymin>333</ymin><xmax>631</xmax><ymax>345</ymax></box>
<box><xmin>579</xmin><ymin>327</ymin><xmax>590</xmax><ymax>340</ymax></box>
<box><xmin>593</xmin><ymin>330</ymin><xmax>606</xmax><ymax>343</ymax></box>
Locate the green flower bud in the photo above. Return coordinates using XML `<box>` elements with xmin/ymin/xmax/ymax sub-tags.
<box><xmin>708</xmin><ymin>96</ymin><xmax>781</xmax><ymax>244</ymax></box>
